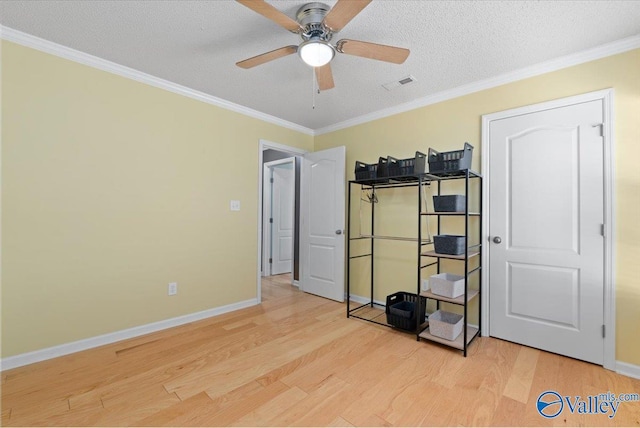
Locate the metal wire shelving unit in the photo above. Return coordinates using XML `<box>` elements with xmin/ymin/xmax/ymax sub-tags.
<box><xmin>346</xmin><ymin>170</ymin><xmax>482</xmax><ymax>356</ymax></box>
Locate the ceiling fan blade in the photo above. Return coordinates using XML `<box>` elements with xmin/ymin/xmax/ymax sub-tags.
<box><xmin>323</xmin><ymin>0</ymin><xmax>371</xmax><ymax>32</ymax></box>
<box><xmin>236</xmin><ymin>45</ymin><xmax>298</xmax><ymax>69</ymax></box>
<box><xmin>236</xmin><ymin>0</ymin><xmax>301</xmax><ymax>33</ymax></box>
<box><xmin>316</xmin><ymin>63</ymin><xmax>335</xmax><ymax>91</ymax></box>
<box><xmin>336</xmin><ymin>39</ymin><xmax>410</xmax><ymax>64</ymax></box>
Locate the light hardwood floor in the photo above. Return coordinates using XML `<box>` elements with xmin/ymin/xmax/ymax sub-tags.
<box><xmin>2</xmin><ymin>274</ymin><xmax>639</xmax><ymax>426</ymax></box>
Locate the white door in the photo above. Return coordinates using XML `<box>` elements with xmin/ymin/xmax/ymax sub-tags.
<box><xmin>488</xmin><ymin>99</ymin><xmax>605</xmax><ymax>364</ymax></box>
<box><xmin>271</xmin><ymin>163</ymin><xmax>294</xmax><ymax>275</ymax></box>
<box><xmin>300</xmin><ymin>146</ymin><xmax>346</xmax><ymax>302</ymax></box>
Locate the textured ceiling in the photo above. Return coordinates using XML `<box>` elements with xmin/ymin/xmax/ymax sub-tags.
<box><xmin>1</xmin><ymin>0</ymin><xmax>640</xmax><ymax>131</ymax></box>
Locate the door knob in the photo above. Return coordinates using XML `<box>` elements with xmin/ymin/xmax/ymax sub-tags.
<box><xmin>335</xmin><ymin>230</ymin><xmax>343</xmax><ymax>235</ymax></box>
<box><xmin>493</xmin><ymin>236</ymin><xmax>502</xmax><ymax>244</ymax></box>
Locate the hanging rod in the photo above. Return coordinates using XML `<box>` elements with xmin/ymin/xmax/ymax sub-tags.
<box><xmin>358</xmin><ymin>234</ymin><xmax>432</xmax><ymax>243</ymax></box>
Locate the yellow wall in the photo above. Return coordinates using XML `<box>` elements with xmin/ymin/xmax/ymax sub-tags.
<box><xmin>316</xmin><ymin>49</ymin><xmax>640</xmax><ymax>366</ymax></box>
<box><xmin>2</xmin><ymin>39</ymin><xmax>638</xmax><ymax>367</ymax></box>
<box><xmin>1</xmin><ymin>41</ymin><xmax>313</xmax><ymax>357</ymax></box>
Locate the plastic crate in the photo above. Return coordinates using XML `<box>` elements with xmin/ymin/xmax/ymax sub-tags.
<box><xmin>387</xmin><ymin>151</ymin><xmax>427</xmax><ymax>180</ymax></box>
<box><xmin>433</xmin><ymin>235</ymin><xmax>466</xmax><ymax>255</ymax></box>
<box><xmin>354</xmin><ymin>160</ymin><xmax>377</xmax><ymax>182</ymax></box>
<box><xmin>433</xmin><ymin>195</ymin><xmax>465</xmax><ymax>212</ymax></box>
<box><xmin>354</xmin><ymin>158</ymin><xmax>389</xmax><ymax>184</ymax></box>
<box><xmin>389</xmin><ymin>301</ymin><xmax>415</xmax><ymax>319</ymax></box>
<box><xmin>428</xmin><ymin>143</ymin><xmax>473</xmax><ymax>175</ymax></box>
<box><xmin>385</xmin><ymin>292</ymin><xmax>427</xmax><ymax>331</ymax></box>
<box><xmin>376</xmin><ymin>157</ymin><xmax>390</xmax><ymax>179</ymax></box>
<box><xmin>429</xmin><ymin>310</ymin><xmax>464</xmax><ymax>341</ymax></box>
<box><xmin>429</xmin><ymin>273</ymin><xmax>465</xmax><ymax>298</ymax></box>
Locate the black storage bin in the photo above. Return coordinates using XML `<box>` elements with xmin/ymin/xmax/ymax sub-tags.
<box><xmin>355</xmin><ymin>157</ymin><xmax>389</xmax><ymax>184</ymax></box>
<box><xmin>355</xmin><ymin>160</ymin><xmax>377</xmax><ymax>182</ymax></box>
<box><xmin>355</xmin><ymin>158</ymin><xmax>389</xmax><ymax>184</ymax></box>
<box><xmin>428</xmin><ymin>143</ymin><xmax>473</xmax><ymax>175</ymax></box>
<box><xmin>390</xmin><ymin>301</ymin><xmax>415</xmax><ymax>319</ymax></box>
<box><xmin>385</xmin><ymin>292</ymin><xmax>427</xmax><ymax>331</ymax></box>
<box><xmin>433</xmin><ymin>195</ymin><xmax>466</xmax><ymax>212</ymax></box>
<box><xmin>387</xmin><ymin>151</ymin><xmax>427</xmax><ymax>180</ymax></box>
<box><xmin>376</xmin><ymin>157</ymin><xmax>390</xmax><ymax>179</ymax></box>
<box><xmin>433</xmin><ymin>235</ymin><xmax>466</xmax><ymax>255</ymax></box>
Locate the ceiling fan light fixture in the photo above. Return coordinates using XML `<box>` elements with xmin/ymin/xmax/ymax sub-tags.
<box><xmin>299</xmin><ymin>39</ymin><xmax>335</xmax><ymax>67</ymax></box>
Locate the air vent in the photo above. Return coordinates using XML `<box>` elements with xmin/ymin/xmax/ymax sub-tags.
<box><xmin>382</xmin><ymin>75</ymin><xmax>417</xmax><ymax>91</ymax></box>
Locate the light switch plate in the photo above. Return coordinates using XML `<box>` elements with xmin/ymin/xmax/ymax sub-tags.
<box><xmin>230</xmin><ymin>200</ymin><xmax>240</xmax><ymax>211</ymax></box>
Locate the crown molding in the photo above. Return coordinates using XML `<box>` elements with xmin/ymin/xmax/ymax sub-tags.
<box><xmin>0</xmin><ymin>26</ymin><xmax>315</xmax><ymax>136</ymax></box>
<box><xmin>315</xmin><ymin>34</ymin><xmax>640</xmax><ymax>135</ymax></box>
<box><xmin>2</xmin><ymin>25</ymin><xmax>639</xmax><ymax>137</ymax></box>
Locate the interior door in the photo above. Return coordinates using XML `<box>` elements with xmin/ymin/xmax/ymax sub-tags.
<box><xmin>300</xmin><ymin>146</ymin><xmax>346</xmax><ymax>302</ymax></box>
<box><xmin>488</xmin><ymin>99</ymin><xmax>605</xmax><ymax>364</ymax></box>
<box><xmin>271</xmin><ymin>163</ymin><xmax>294</xmax><ymax>275</ymax></box>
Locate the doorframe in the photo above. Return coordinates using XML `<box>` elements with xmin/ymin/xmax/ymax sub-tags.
<box><xmin>257</xmin><ymin>140</ymin><xmax>307</xmax><ymax>303</ymax></box>
<box><xmin>263</xmin><ymin>157</ymin><xmax>296</xmax><ymax>277</ymax></box>
<box><xmin>480</xmin><ymin>88</ymin><xmax>615</xmax><ymax>370</ymax></box>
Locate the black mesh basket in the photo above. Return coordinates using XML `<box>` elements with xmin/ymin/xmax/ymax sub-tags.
<box><xmin>385</xmin><ymin>292</ymin><xmax>427</xmax><ymax>331</ymax></box>
<box><xmin>433</xmin><ymin>235</ymin><xmax>466</xmax><ymax>255</ymax></box>
<box><xmin>354</xmin><ymin>157</ymin><xmax>390</xmax><ymax>184</ymax></box>
<box><xmin>354</xmin><ymin>160</ymin><xmax>378</xmax><ymax>182</ymax></box>
<box><xmin>428</xmin><ymin>143</ymin><xmax>473</xmax><ymax>175</ymax></box>
<box><xmin>387</xmin><ymin>151</ymin><xmax>427</xmax><ymax>180</ymax></box>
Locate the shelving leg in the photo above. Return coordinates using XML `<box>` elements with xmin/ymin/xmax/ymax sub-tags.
<box><xmin>417</xmin><ymin>176</ymin><xmax>423</xmax><ymax>339</ymax></box>
<box><xmin>463</xmin><ymin>169</ymin><xmax>470</xmax><ymax>356</ymax></box>
<box><xmin>370</xmin><ymin>186</ymin><xmax>375</xmax><ymax>308</ymax></box>
<box><xmin>347</xmin><ymin>182</ymin><xmax>352</xmax><ymax>317</ymax></box>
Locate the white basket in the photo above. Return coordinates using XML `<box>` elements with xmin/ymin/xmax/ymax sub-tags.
<box><xmin>429</xmin><ymin>273</ymin><xmax>465</xmax><ymax>298</ymax></box>
<box><xmin>429</xmin><ymin>310</ymin><xmax>463</xmax><ymax>341</ymax></box>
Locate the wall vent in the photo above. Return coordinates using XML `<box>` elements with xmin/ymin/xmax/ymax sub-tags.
<box><xmin>382</xmin><ymin>75</ymin><xmax>417</xmax><ymax>91</ymax></box>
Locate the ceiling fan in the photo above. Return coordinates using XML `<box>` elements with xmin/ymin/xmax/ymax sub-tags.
<box><xmin>235</xmin><ymin>0</ymin><xmax>410</xmax><ymax>91</ymax></box>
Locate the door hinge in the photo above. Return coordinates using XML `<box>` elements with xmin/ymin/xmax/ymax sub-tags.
<box><xmin>592</xmin><ymin>123</ymin><xmax>604</xmax><ymax>137</ymax></box>
<box><xmin>269</xmin><ymin>218</ymin><xmax>273</xmax><ymax>223</ymax></box>
<box><xmin>270</xmin><ymin>178</ymin><xmax>274</xmax><ymax>183</ymax></box>
<box><xmin>269</xmin><ymin>258</ymin><xmax>273</xmax><ymax>264</ymax></box>
<box><xmin>602</xmin><ymin>324</ymin><xmax>605</xmax><ymax>338</ymax></box>
<box><xmin>601</xmin><ymin>223</ymin><xmax>605</xmax><ymax>237</ymax></box>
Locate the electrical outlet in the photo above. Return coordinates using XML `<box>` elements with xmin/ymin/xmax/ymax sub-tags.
<box><xmin>421</xmin><ymin>279</ymin><xmax>429</xmax><ymax>292</ymax></box>
<box><xmin>168</xmin><ymin>282</ymin><xmax>177</xmax><ymax>296</ymax></box>
<box><xmin>230</xmin><ymin>200</ymin><xmax>241</xmax><ymax>211</ymax></box>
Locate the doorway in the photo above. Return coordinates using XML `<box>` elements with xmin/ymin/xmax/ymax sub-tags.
<box><xmin>258</xmin><ymin>141</ymin><xmax>307</xmax><ymax>303</ymax></box>
<box><xmin>258</xmin><ymin>141</ymin><xmax>347</xmax><ymax>304</ymax></box>
<box><xmin>481</xmin><ymin>89</ymin><xmax>615</xmax><ymax>368</ymax></box>
<box><xmin>263</xmin><ymin>158</ymin><xmax>295</xmax><ymax>276</ymax></box>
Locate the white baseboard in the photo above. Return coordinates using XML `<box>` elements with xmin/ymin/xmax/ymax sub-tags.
<box><xmin>348</xmin><ymin>293</ymin><xmax>386</xmax><ymax>306</ymax></box>
<box><xmin>616</xmin><ymin>361</ymin><xmax>640</xmax><ymax>380</ymax></box>
<box><xmin>0</xmin><ymin>298</ymin><xmax>258</xmax><ymax>371</ymax></box>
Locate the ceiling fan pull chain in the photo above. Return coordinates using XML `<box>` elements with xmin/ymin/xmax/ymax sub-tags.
<box><xmin>312</xmin><ymin>67</ymin><xmax>316</xmax><ymax>109</ymax></box>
